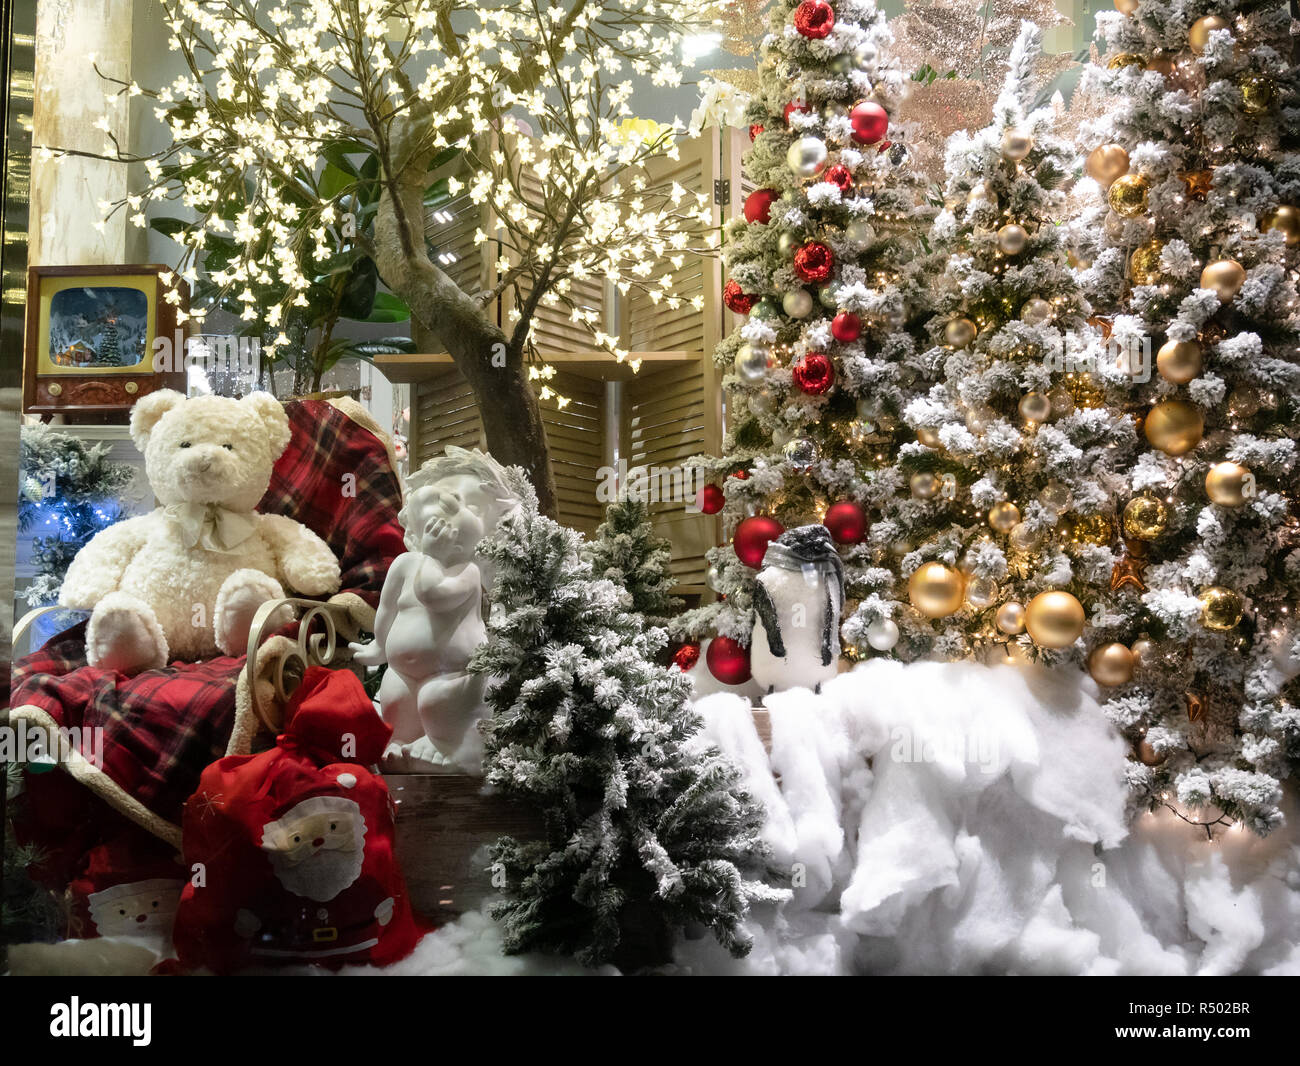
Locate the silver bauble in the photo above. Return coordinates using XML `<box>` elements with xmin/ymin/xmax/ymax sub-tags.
<box><xmin>782</xmin><ymin>289</ymin><xmax>815</xmax><ymax>318</ymax></box>
<box><xmin>706</xmin><ymin>565</ymin><xmax>725</xmax><ymax>592</ymax></box>
<box><xmin>845</xmin><ymin>218</ymin><xmax>876</xmax><ymax>246</ymax></box>
<box><xmin>782</xmin><ymin>436</ymin><xmax>819</xmax><ymax>471</ymax></box>
<box><xmin>819</xmin><ymin>280</ymin><xmax>843</xmax><ymax>309</ymax></box>
<box><xmin>866</xmin><ymin>618</ymin><xmax>899</xmax><ymax>651</ymax></box>
<box><xmin>853</xmin><ymin>42</ymin><xmax>878</xmax><ymax>68</ymax></box>
<box><xmin>734</xmin><ymin>344</ymin><xmax>771</xmax><ymax>383</ymax></box>
<box><xmin>787</xmin><ymin>135</ymin><xmax>829</xmax><ymax>179</ymax></box>
<box><xmin>777</xmin><ymin>231</ymin><xmax>800</xmax><ymax>257</ymax></box>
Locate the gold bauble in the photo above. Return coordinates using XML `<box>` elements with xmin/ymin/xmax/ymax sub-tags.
<box><xmin>1089</xmin><ymin>642</ymin><xmax>1135</xmax><ymax>686</ymax></box>
<box><xmin>1200</xmin><ymin>258</ymin><xmax>1246</xmax><ymax>304</ymax></box>
<box><xmin>988</xmin><ymin>501</ymin><xmax>1021</xmax><ymax>533</ymax></box>
<box><xmin>967</xmin><ymin>180</ymin><xmax>997</xmax><ymax>207</ymax></box>
<box><xmin>1122</xmin><ymin>496</ymin><xmax>1169</xmax><ymax>540</ymax></box>
<box><xmin>1137</xmin><ymin>738</ymin><xmax>1166</xmax><ymax>766</ymax></box>
<box><xmin>1085</xmin><ymin>143</ymin><xmax>1130</xmax><ymax>187</ymax></box>
<box><xmin>1025</xmin><ymin>590</ymin><xmax>1086</xmax><ymax>649</ymax></box>
<box><xmin>1261</xmin><ymin>205</ymin><xmax>1300</xmax><ymax>246</ymax></box>
<box><xmin>1130</xmin><ymin>638</ymin><xmax>1154</xmax><ymax>665</ymax></box>
<box><xmin>1108</xmin><ymin>173</ymin><xmax>1149</xmax><ymax>218</ymax></box>
<box><xmin>1156</xmin><ymin>338</ymin><xmax>1202</xmax><ymax>384</ymax></box>
<box><xmin>1107</xmin><ymin>52</ymin><xmax>1145</xmax><ymax>70</ymax></box>
<box><xmin>1205</xmin><ymin>461</ymin><xmax>1253</xmax><ymax>507</ymax></box>
<box><xmin>908</xmin><ymin>562</ymin><xmax>966</xmax><ymax>618</ymax></box>
<box><xmin>1146</xmin><ymin>56</ymin><xmax>1175</xmax><ymax>77</ymax></box>
<box><xmin>1188</xmin><ymin>14</ymin><xmax>1228</xmax><ymax>53</ymax></box>
<box><xmin>916</xmin><ymin>426</ymin><xmax>942</xmax><ymax>449</ymax></box>
<box><xmin>1198</xmin><ymin>586</ymin><xmax>1243</xmax><ymax>631</ymax></box>
<box><xmin>944</xmin><ymin>316</ymin><xmax>977</xmax><ymax>347</ymax></box>
<box><xmin>1113</xmin><ymin>0</ymin><xmax>1139</xmax><ymax>12</ymax></box>
<box><xmin>1129</xmin><ymin>239</ymin><xmax>1165</xmax><ymax>285</ymax></box>
<box><xmin>1070</xmin><ymin>513</ymin><xmax>1114</xmax><ymax>546</ymax></box>
<box><xmin>1001</xmin><ymin>128</ymin><xmax>1033</xmax><ymax>161</ymax></box>
<box><xmin>995</xmin><ymin>601</ymin><xmax>1026</xmax><ymax>635</ymax></box>
<box><xmin>996</xmin><ymin>223</ymin><xmax>1029</xmax><ymax>255</ymax></box>
<box><xmin>1018</xmin><ymin>391</ymin><xmax>1052</xmax><ymax>423</ymax></box>
<box><xmin>1240</xmin><ymin>73</ymin><xmax>1274</xmax><ymax>115</ymax></box>
<box><xmin>910</xmin><ymin>472</ymin><xmax>938</xmax><ymax>499</ymax></box>
<box><xmin>1118</xmin><ymin>496</ymin><xmax>1170</xmax><ymax>538</ymax></box>
<box><xmin>1144</xmin><ymin>399</ymin><xmax>1204</xmax><ymax>456</ymax></box>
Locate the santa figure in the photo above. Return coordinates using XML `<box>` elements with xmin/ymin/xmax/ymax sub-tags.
<box><xmin>172</xmin><ymin>667</ymin><xmax>425</xmax><ymax>972</ymax></box>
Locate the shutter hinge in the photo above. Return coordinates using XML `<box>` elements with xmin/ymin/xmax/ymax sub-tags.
<box><xmin>713</xmin><ymin>178</ymin><xmax>731</xmax><ymax>206</ymax></box>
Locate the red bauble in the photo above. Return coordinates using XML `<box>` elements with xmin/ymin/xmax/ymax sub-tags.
<box><xmin>749</xmin><ymin>123</ymin><xmax>765</xmax><ymax>142</ymax></box>
<box><xmin>706</xmin><ymin>636</ymin><xmax>752</xmax><ymax>686</ymax></box>
<box><xmin>824</xmin><ymin>500</ymin><xmax>868</xmax><ymax>544</ymax></box>
<box><xmin>733</xmin><ymin>515</ymin><xmax>784</xmax><ymax>569</ymax></box>
<box><xmin>831</xmin><ymin>310</ymin><xmax>861</xmax><ymax>342</ymax></box>
<box><xmin>793</xmin><ymin>0</ymin><xmax>835</xmax><ymax>38</ymax></box>
<box><xmin>825</xmin><ymin>164</ymin><xmax>853</xmax><ymax>193</ymax></box>
<box><xmin>697</xmin><ymin>483</ymin><xmax>725</xmax><ymax>515</ymax></box>
<box><xmin>850</xmin><ymin>100</ymin><xmax>889</xmax><ymax>146</ymax></box>
<box><xmin>783</xmin><ymin>100</ymin><xmax>811</xmax><ymax>125</ymax></box>
<box><xmin>723</xmin><ymin>278</ymin><xmax>757</xmax><ymax>314</ymax></box>
<box><xmin>793</xmin><ymin>241</ymin><xmax>834</xmax><ymax>283</ymax></box>
<box><xmin>743</xmin><ymin>187</ymin><xmax>780</xmax><ymax>224</ymax></box>
<box><xmin>729</xmin><ymin>468</ymin><xmax>750</xmax><ymax>480</ymax></box>
<box><xmin>673</xmin><ymin>642</ymin><xmax>701</xmax><ymax>672</ymax></box>
<box><xmin>792</xmin><ymin>351</ymin><xmax>835</xmax><ymax>396</ymax></box>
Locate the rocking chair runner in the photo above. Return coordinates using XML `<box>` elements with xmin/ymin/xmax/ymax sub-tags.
<box><xmin>8</xmin><ymin>398</ymin><xmax>405</xmax><ymax>907</ymax></box>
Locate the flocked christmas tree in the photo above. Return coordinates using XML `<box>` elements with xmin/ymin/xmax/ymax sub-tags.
<box><xmin>586</xmin><ymin>482</ymin><xmax>683</xmax><ymax>629</ymax></box>
<box><xmin>471</xmin><ymin>499</ymin><xmax>778</xmax><ymax>968</ymax></box>
<box><xmin>675</xmin><ymin>0</ymin><xmax>937</xmax><ymax>667</ymax></box>
<box><xmin>19</xmin><ymin>424</ymin><xmax>136</xmax><ymax>607</ymax></box>
<box><xmin>1068</xmin><ymin>0</ymin><xmax>1300</xmax><ymax>834</ymax></box>
<box><xmin>839</xmin><ymin>24</ymin><xmax>1136</xmax><ymax>667</ymax></box>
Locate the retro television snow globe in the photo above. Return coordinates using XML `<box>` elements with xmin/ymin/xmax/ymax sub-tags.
<box><xmin>23</xmin><ymin>265</ymin><xmax>187</xmax><ymax>421</ymax></box>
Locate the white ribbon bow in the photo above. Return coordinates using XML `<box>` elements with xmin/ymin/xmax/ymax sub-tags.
<box><xmin>165</xmin><ymin>502</ymin><xmax>256</xmax><ymax>554</ymax></box>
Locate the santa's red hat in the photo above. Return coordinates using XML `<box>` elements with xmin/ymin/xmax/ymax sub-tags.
<box><xmin>280</xmin><ymin>665</ymin><xmax>391</xmax><ymax>766</ymax></box>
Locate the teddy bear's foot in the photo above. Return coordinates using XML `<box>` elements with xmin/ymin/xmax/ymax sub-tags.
<box><xmin>214</xmin><ymin>569</ymin><xmax>289</xmax><ymax>657</ymax></box>
<box><xmin>86</xmin><ymin>592</ymin><xmax>169</xmax><ymax>675</ymax></box>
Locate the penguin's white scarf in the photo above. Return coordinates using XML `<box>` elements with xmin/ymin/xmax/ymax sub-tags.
<box><xmin>754</xmin><ymin>539</ymin><xmax>845</xmax><ymax>666</ymax></box>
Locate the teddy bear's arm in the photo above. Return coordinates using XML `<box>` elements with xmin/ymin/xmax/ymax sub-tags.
<box><xmin>256</xmin><ymin>514</ymin><xmax>342</xmax><ymax>596</ymax></box>
<box><xmin>57</xmin><ymin>515</ymin><xmax>154</xmax><ymax>609</ymax></box>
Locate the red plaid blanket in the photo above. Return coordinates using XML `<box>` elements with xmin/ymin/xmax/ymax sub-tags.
<box><xmin>10</xmin><ymin>398</ymin><xmax>404</xmax><ymax>832</ymax></box>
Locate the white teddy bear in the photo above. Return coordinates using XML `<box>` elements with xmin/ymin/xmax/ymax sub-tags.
<box><xmin>59</xmin><ymin>390</ymin><xmax>342</xmax><ymax>675</ymax></box>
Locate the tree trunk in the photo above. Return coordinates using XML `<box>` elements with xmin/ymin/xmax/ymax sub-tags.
<box><xmin>370</xmin><ymin>115</ymin><xmax>560</xmax><ymax>518</ymax></box>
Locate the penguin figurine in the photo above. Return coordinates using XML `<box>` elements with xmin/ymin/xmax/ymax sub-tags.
<box><xmin>750</xmin><ymin>524</ymin><xmax>845</xmax><ymax>696</ymax></box>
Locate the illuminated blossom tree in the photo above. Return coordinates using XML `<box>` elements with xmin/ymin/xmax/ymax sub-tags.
<box><xmin>58</xmin><ymin>0</ymin><xmax>722</xmax><ymax>517</ymax></box>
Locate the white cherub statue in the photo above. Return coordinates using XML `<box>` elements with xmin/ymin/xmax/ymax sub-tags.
<box><xmin>351</xmin><ymin>447</ymin><xmax>521</xmax><ymax>774</ymax></box>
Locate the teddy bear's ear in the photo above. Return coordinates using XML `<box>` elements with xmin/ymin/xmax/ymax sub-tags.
<box><xmin>241</xmin><ymin>392</ymin><xmax>292</xmax><ymax>459</ymax></box>
<box><xmin>129</xmin><ymin>389</ymin><xmax>186</xmax><ymax>451</ymax></box>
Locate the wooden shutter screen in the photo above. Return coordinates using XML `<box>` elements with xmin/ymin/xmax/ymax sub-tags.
<box><xmin>541</xmin><ymin>370</ymin><xmax>604</xmax><ymax>537</ymax></box>
<box><xmin>412</xmin><ymin>368</ymin><xmax>483</xmax><ymax>467</ymax></box>
<box><xmin>626</xmin><ymin>360</ymin><xmax>712</xmax><ymax>591</ymax></box>
<box><xmin>622</xmin><ymin>140</ymin><xmax>711</xmax><ymax>354</ymax></box>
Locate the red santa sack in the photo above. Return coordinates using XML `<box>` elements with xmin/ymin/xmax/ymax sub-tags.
<box><xmin>172</xmin><ymin>666</ymin><xmax>425</xmax><ymax>972</ymax></box>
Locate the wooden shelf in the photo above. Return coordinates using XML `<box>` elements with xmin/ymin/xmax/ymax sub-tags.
<box><xmin>374</xmin><ymin>350</ymin><xmax>706</xmax><ymax>384</ymax></box>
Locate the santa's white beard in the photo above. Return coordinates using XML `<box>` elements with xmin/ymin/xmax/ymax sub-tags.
<box><xmin>268</xmin><ymin>847</ymin><xmax>364</xmax><ymax>902</ymax></box>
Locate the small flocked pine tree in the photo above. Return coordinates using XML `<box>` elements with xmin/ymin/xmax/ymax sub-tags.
<box><xmin>675</xmin><ymin>0</ymin><xmax>936</xmax><ymax>654</ymax></box>
<box><xmin>19</xmin><ymin>424</ymin><xmax>136</xmax><ymax>607</ymax></box>
<box><xmin>842</xmin><ymin>24</ymin><xmax>1136</xmax><ymax>665</ymax></box>
<box><xmin>471</xmin><ymin>502</ymin><xmax>778</xmax><ymax>969</ymax></box>
<box><xmin>3</xmin><ymin>767</ymin><xmax>63</xmax><ymax>945</ymax></box>
<box><xmin>1070</xmin><ymin>0</ymin><xmax>1300</xmax><ymax>834</ymax></box>
<box><xmin>585</xmin><ymin>482</ymin><xmax>683</xmax><ymax>629</ymax></box>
